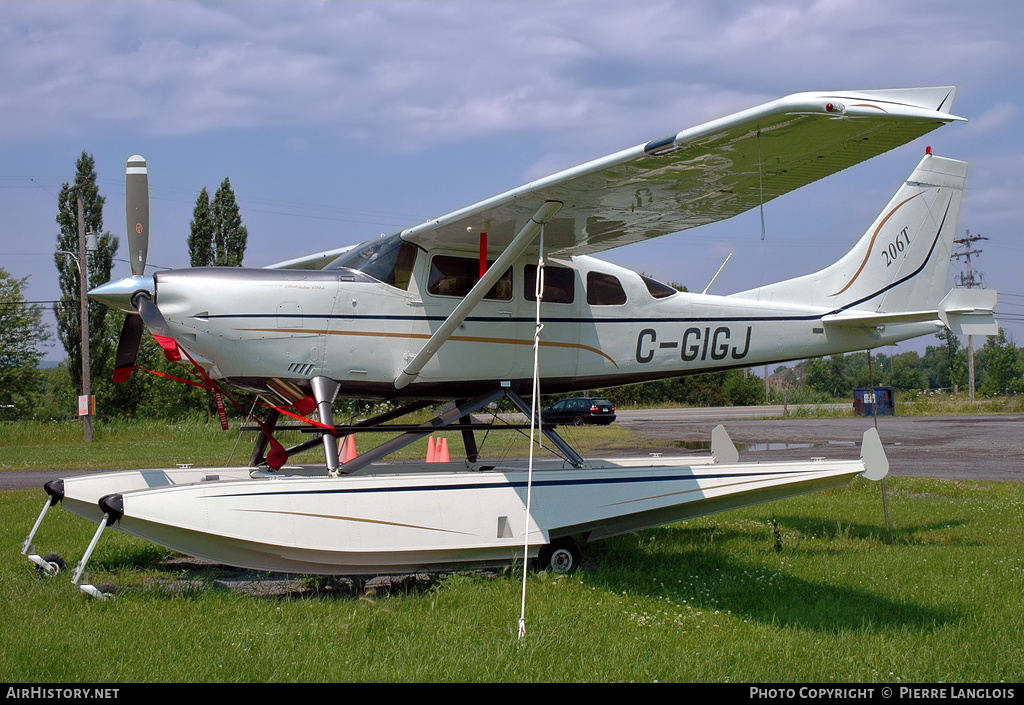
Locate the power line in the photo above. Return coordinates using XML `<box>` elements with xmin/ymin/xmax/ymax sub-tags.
<box><xmin>951</xmin><ymin>229</ymin><xmax>988</xmax><ymax>289</ymax></box>
<box><xmin>951</xmin><ymin>229</ymin><xmax>989</xmax><ymax>402</ymax></box>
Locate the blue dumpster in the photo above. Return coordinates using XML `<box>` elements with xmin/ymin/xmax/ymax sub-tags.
<box><xmin>854</xmin><ymin>387</ymin><xmax>894</xmax><ymax>416</ymax></box>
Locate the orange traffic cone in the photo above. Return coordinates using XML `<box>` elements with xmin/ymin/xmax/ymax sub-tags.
<box><xmin>438</xmin><ymin>437</ymin><xmax>450</xmax><ymax>463</ymax></box>
<box><xmin>344</xmin><ymin>435</ymin><xmax>357</xmax><ymax>463</ymax></box>
<box><xmin>426</xmin><ymin>436</ymin><xmax>436</xmax><ymax>463</ymax></box>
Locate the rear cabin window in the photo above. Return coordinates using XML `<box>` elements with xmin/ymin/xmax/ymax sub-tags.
<box><xmin>524</xmin><ymin>264</ymin><xmax>575</xmax><ymax>304</ymax></box>
<box><xmin>586</xmin><ymin>271</ymin><xmax>627</xmax><ymax>306</ymax></box>
<box><xmin>640</xmin><ymin>274</ymin><xmax>679</xmax><ymax>299</ymax></box>
<box><xmin>427</xmin><ymin>255</ymin><xmax>513</xmax><ymax>300</ymax></box>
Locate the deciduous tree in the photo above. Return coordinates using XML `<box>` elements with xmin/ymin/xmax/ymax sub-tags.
<box><xmin>0</xmin><ymin>269</ymin><xmax>50</xmax><ymax>419</ymax></box>
<box><xmin>889</xmin><ymin>351</ymin><xmax>925</xmax><ymax>390</ymax></box>
<box><xmin>981</xmin><ymin>329</ymin><xmax>1024</xmax><ymax>395</ymax></box>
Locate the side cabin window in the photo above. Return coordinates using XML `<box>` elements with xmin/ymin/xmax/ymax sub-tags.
<box><xmin>524</xmin><ymin>264</ymin><xmax>575</xmax><ymax>304</ymax></box>
<box><xmin>325</xmin><ymin>235</ymin><xmax>418</xmax><ymax>291</ymax></box>
<box><xmin>640</xmin><ymin>274</ymin><xmax>679</xmax><ymax>299</ymax></box>
<box><xmin>427</xmin><ymin>255</ymin><xmax>513</xmax><ymax>300</ymax></box>
<box><xmin>586</xmin><ymin>271</ymin><xmax>627</xmax><ymax>306</ymax></box>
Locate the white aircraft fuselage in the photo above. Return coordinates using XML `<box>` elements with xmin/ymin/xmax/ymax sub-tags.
<box><xmin>151</xmin><ymin>248</ymin><xmax>930</xmax><ymax>400</ymax></box>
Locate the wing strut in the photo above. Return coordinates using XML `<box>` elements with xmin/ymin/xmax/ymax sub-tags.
<box><xmin>395</xmin><ymin>201</ymin><xmax>563</xmax><ymax>390</ymax></box>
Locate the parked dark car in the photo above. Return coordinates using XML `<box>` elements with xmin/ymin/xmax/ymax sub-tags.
<box><xmin>541</xmin><ymin>397</ymin><xmax>616</xmax><ymax>426</ymax></box>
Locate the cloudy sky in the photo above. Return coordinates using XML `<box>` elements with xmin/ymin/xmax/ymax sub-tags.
<box><xmin>2</xmin><ymin>0</ymin><xmax>1021</xmax><ymax>362</ymax></box>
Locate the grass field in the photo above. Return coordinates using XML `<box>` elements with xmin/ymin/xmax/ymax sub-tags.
<box><xmin>1</xmin><ymin>417</ymin><xmax>1022</xmax><ymax>683</ymax></box>
<box><xmin>0</xmin><ymin>416</ymin><xmax>645</xmax><ymax>472</ymax></box>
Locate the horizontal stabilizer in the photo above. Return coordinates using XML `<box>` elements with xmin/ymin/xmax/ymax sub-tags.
<box><xmin>937</xmin><ymin>288</ymin><xmax>999</xmax><ymax>337</ymax></box>
<box><xmin>821</xmin><ymin>309</ymin><xmax>943</xmax><ymax>329</ymax></box>
<box><xmin>822</xmin><ymin>288</ymin><xmax>998</xmax><ymax>338</ymax></box>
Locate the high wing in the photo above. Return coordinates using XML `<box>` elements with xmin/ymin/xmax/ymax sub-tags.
<box><xmin>264</xmin><ymin>245</ymin><xmax>357</xmax><ymax>270</ymax></box>
<box><xmin>398</xmin><ymin>87</ymin><xmax>963</xmax><ymax>257</ymax></box>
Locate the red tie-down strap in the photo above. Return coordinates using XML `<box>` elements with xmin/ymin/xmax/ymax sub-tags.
<box><xmin>153</xmin><ymin>335</ymin><xmax>181</xmax><ymax>361</ymax></box>
<box><xmin>114</xmin><ymin>334</ymin><xmax>182</xmax><ymax>383</ymax></box>
<box><xmin>118</xmin><ymin>339</ymin><xmax>334</xmax><ymax>470</ymax></box>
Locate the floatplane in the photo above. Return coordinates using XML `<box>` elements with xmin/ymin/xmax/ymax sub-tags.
<box><xmin>23</xmin><ymin>87</ymin><xmax>997</xmax><ymax>598</ymax></box>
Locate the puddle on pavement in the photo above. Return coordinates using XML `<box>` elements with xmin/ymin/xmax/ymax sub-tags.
<box><xmin>671</xmin><ymin>440</ymin><xmax>859</xmax><ymax>452</ymax></box>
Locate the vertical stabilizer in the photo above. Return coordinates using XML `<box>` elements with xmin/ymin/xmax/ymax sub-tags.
<box><xmin>734</xmin><ymin>154</ymin><xmax>968</xmax><ymax>316</ymax></box>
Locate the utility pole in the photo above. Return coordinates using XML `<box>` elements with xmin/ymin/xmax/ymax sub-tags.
<box><xmin>64</xmin><ymin>178</ymin><xmax>94</xmax><ymax>442</ymax></box>
<box><xmin>951</xmin><ymin>229</ymin><xmax>988</xmax><ymax>404</ymax></box>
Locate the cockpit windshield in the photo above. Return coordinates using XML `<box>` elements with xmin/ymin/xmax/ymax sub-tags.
<box><xmin>324</xmin><ymin>234</ymin><xmax>417</xmax><ymax>290</ymax></box>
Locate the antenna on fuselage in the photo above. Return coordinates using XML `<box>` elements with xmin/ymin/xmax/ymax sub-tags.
<box><xmin>702</xmin><ymin>252</ymin><xmax>733</xmax><ymax>295</ymax></box>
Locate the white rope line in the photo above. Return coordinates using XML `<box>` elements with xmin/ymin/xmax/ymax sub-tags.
<box><xmin>756</xmin><ymin>128</ymin><xmax>769</xmax><ymax>301</ymax></box>
<box><xmin>757</xmin><ymin>129</ymin><xmax>766</xmax><ymax>241</ymax></box>
<box><xmin>518</xmin><ymin>224</ymin><xmax>545</xmax><ymax>640</ymax></box>
<box><xmin>225</xmin><ymin>398</ymin><xmax>259</xmax><ymax>467</ymax></box>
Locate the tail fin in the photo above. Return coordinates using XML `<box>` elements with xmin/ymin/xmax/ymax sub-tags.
<box><xmin>737</xmin><ymin>154</ymin><xmax>968</xmax><ymax>315</ymax></box>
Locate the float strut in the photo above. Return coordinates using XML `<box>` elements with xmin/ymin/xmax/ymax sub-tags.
<box><xmin>21</xmin><ymin>498</ymin><xmax>53</xmax><ymax>557</ymax></box>
<box><xmin>22</xmin><ymin>500</ymin><xmax>58</xmax><ymax>574</ymax></box>
<box><xmin>22</xmin><ymin>480</ymin><xmax>66</xmax><ymax>573</ymax></box>
<box><xmin>249</xmin><ymin>408</ymin><xmax>282</xmax><ymax>467</ymax></box>
<box><xmin>311</xmin><ymin>376</ymin><xmax>342</xmax><ymax>476</ymax></box>
<box><xmin>71</xmin><ymin>515</ymin><xmax>109</xmax><ymax>599</ymax></box>
<box><xmin>71</xmin><ymin>494</ymin><xmax>123</xmax><ymax>600</ymax></box>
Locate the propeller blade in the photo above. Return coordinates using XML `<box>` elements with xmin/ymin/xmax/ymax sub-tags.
<box><xmin>137</xmin><ymin>295</ymin><xmax>180</xmax><ymax>361</ymax></box>
<box><xmin>136</xmin><ymin>295</ymin><xmax>170</xmax><ymax>337</ymax></box>
<box><xmin>113</xmin><ymin>313</ymin><xmax>144</xmax><ymax>383</ymax></box>
<box><xmin>126</xmin><ymin>155</ymin><xmax>149</xmax><ymax>277</ymax></box>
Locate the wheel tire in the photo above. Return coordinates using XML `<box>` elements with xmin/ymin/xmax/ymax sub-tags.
<box><xmin>39</xmin><ymin>553</ymin><xmax>65</xmax><ymax>576</ymax></box>
<box><xmin>95</xmin><ymin>582</ymin><xmax>119</xmax><ymax>597</ymax></box>
<box><xmin>572</xmin><ymin>415</ymin><xmax>584</xmax><ymax>426</ymax></box>
<box><xmin>537</xmin><ymin>537</ymin><xmax>582</xmax><ymax>574</ymax></box>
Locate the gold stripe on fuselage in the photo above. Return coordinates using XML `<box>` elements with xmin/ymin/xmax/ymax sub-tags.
<box><xmin>239</xmin><ymin>328</ymin><xmax>619</xmax><ymax>368</ymax></box>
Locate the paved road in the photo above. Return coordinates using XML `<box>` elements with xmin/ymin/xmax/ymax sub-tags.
<box><xmin>3</xmin><ymin>409</ymin><xmax>1021</xmax><ymax>490</ymax></box>
<box><xmin>613</xmin><ymin>409</ymin><xmax>1024</xmax><ymax>482</ymax></box>
<box><xmin>614</xmin><ymin>404</ymin><xmax>847</xmax><ymax>421</ymax></box>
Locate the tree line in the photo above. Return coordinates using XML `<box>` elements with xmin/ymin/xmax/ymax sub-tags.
<box><xmin>792</xmin><ymin>329</ymin><xmax>1024</xmax><ymax>399</ymax></box>
<box><xmin>582</xmin><ymin>328</ymin><xmax>1024</xmax><ymax>409</ymax></box>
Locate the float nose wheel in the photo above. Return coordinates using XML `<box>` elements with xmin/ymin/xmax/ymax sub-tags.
<box><xmin>26</xmin><ymin>550</ymin><xmax>66</xmax><ymax>576</ymax></box>
<box><xmin>39</xmin><ymin>553</ymin><xmax>66</xmax><ymax>576</ymax></box>
<box><xmin>536</xmin><ymin>537</ymin><xmax>582</xmax><ymax>573</ymax></box>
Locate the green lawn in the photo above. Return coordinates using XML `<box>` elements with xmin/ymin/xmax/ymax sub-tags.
<box><xmin>2</xmin><ymin>476</ymin><xmax>1021</xmax><ymax>683</ymax></box>
<box><xmin>0</xmin><ymin>416</ymin><xmax>646</xmax><ymax>472</ymax></box>
<box><xmin>1</xmin><ymin>417</ymin><xmax>1021</xmax><ymax>683</ymax></box>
